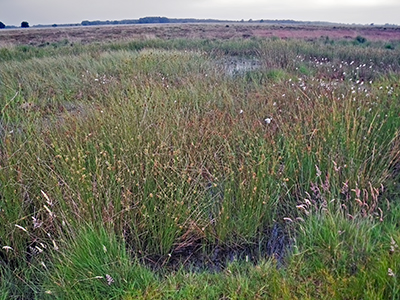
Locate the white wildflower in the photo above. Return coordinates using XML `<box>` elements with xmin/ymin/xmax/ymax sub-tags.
<box><xmin>390</xmin><ymin>237</ymin><xmax>398</xmax><ymax>253</ymax></box>
<box><xmin>106</xmin><ymin>274</ymin><xmax>114</xmax><ymax>285</ymax></box>
<box><xmin>2</xmin><ymin>246</ymin><xmax>13</xmax><ymax>252</ymax></box>
<box><xmin>315</xmin><ymin>165</ymin><xmax>322</xmax><ymax>177</ymax></box>
<box><xmin>32</xmin><ymin>216</ymin><xmax>43</xmax><ymax>229</ymax></box>
<box><xmin>388</xmin><ymin>268</ymin><xmax>396</xmax><ymax>277</ymax></box>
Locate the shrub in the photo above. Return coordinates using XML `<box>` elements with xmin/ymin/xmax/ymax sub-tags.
<box><xmin>385</xmin><ymin>43</ymin><xmax>394</xmax><ymax>50</ymax></box>
<box><xmin>355</xmin><ymin>35</ymin><xmax>367</xmax><ymax>44</ymax></box>
<box><xmin>21</xmin><ymin>21</ymin><xmax>29</xmax><ymax>28</ymax></box>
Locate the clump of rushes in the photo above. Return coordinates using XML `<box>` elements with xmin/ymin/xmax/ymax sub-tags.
<box><xmin>0</xmin><ymin>37</ymin><xmax>399</xmax><ymax>298</ymax></box>
<box><xmin>43</xmin><ymin>225</ymin><xmax>157</xmax><ymax>299</ymax></box>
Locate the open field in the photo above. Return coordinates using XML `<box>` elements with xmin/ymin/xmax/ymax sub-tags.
<box><xmin>1</xmin><ymin>25</ymin><xmax>400</xmax><ymax>299</ymax></box>
<box><xmin>1</xmin><ymin>23</ymin><xmax>400</xmax><ymax>46</ymax></box>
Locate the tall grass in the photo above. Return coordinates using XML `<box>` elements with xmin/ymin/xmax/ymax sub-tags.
<box><xmin>1</xmin><ymin>36</ymin><xmax>399</xmax><ymax>298</ymax></box>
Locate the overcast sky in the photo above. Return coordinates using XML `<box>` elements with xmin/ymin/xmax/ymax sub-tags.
<box><xmin>1</xmin><ymin>0</ymin><xmax>399</xmax><ymax>26</ymax></box>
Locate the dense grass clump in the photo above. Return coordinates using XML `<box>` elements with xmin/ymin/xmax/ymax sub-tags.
<box><xmin>0</xmin><ymin>36</ymin><xmax>399</xmax><ymax>298</ymax></box>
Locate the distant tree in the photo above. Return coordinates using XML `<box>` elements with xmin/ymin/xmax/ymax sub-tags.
<box><xmin>21</xmin><ymin>21</ymin><xmax>29</xmax><ymax>28</ymax></box>
<box><xmin>139</xmin><ymin>17</ymin><xmax>169</xmax><ymax>24</ymax></box>
<box><xmin>0</xmin><ymin>21</ymin><xmax>5</xmax><ymax>29</ymax></box>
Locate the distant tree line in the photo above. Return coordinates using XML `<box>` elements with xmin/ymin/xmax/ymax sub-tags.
<box><xmin>78</xmin><ymin>17</ymin><xmax>350</xmax><ymax>28</ymax></box>
<box><xmin>2</xmin><ymin>17</ymin><xmax>398</xmax><ymax>29</ymax></box>
<box><xmin>80</xmin><ymin>16</ymin><xmax>233</xmax><ymax>26</ymax></box>
<box><xmin>0</xmin><ymin>21</ymin><xmax>30</xmax><ymax>28</ymax></box>
<box><xmin>138</xmin><ymin>17</ymin><xmax>169</xmax><ymax>24</ymax></box>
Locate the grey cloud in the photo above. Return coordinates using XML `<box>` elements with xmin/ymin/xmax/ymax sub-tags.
<box><xmin>1</xmin><ymin>0</ymin><xmax>399</xmax><ymax>26</ymax></box>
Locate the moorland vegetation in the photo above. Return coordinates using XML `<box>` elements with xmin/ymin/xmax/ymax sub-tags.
<box><xmin>1</xmin><ymin>31</ymin><xmax>400</xmax><ymax>299</ymax></box>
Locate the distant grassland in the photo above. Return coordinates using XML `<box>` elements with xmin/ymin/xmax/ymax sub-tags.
<box><xmin>1</xmin><ymin>30</ymin><xmax>400</xmax><ymax>299</ymax></box>
<box><xmin>1</xmin><ymin>23</ymin><xmax>400</xmax><ymax>46</ymax></box>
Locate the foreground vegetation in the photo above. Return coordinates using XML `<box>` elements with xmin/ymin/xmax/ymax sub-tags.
<box><xmin>1</xmin><ymin>35</ymin><xmax>400</xmax><ymax>299</ymax></box>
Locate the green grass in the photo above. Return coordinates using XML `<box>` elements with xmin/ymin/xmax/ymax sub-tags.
<box><xmin>42</xmin><ymin>226</ymin><xmax>157</xmax><ymax>299</ymax></box>
<box><xmin>0</xmin><ymin>36</ymin><xmax>399</xmax><ymax>299</ymax></box>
